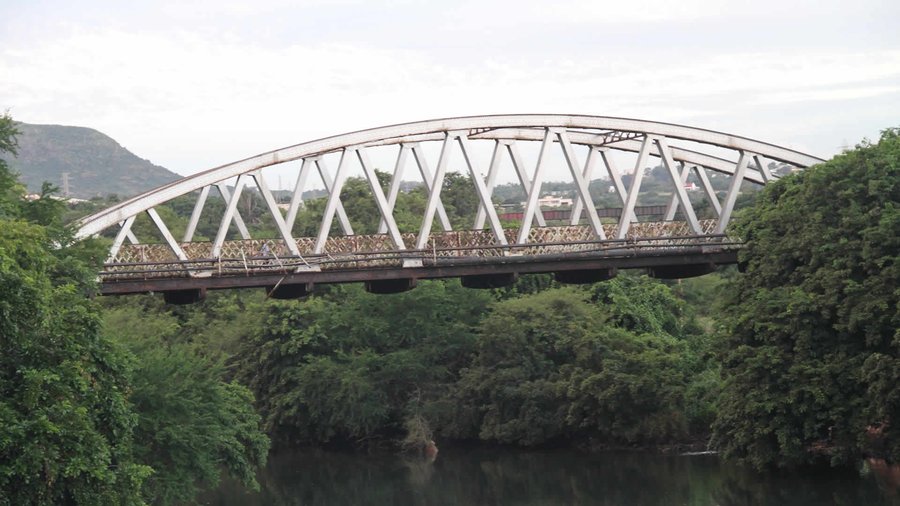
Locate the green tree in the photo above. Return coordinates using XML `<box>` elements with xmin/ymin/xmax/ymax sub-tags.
<box><xmin>1</xmin><ymin>111</ymin><xmax>270</xmax><ymax>505</ymax></box>
<box><xmin>234</xmin><ymin>281</ymin><xmax>493</xmax><ymax>446</ymax></box>
<box><xmin>436</xmin><ymin>283</ymin><xmax>706</xmax><ymax>446</ymax></box>
<box><xmin>711</xmin><ymin>128</ymin><xmax>900</xmax><ymax>468</ymax></box>
<box><xmin>0</xmin><ymin>112</ymin><xmax>149</xmax><ymax>505</ymax></box>
<box><xmin>101</xmin><ymin>293</ymin><xmax>271</xmax><ymax>505</ymax></box>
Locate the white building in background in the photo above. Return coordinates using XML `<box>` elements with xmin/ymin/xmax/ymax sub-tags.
<box><xmin>24</xmin><ymin>194</ymin><xmax>89</xmax><ymax>204</ymax></box>
<box><xmin>537</xmin><ymin>195</ymin><xmax>573</xmax><ymax>207</ymax></box>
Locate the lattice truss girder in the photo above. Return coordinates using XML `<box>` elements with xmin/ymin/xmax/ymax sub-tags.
<box><xmin>79</xmin><ymin>115</ymin><xmax>821</xmax><ymax>269</ymax></box>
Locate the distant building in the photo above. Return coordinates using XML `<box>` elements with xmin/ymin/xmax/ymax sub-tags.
<box><xmin>24</xmin><ymin>193</ymin><xmax>89</xmax><ymax>204</ymax></box>
<box><xmin>525</xmin><ymin>195</ymin><xmax>573</xmax><ymax>208</ymax></box>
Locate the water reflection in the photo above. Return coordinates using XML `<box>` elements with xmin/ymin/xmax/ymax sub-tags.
<box><xmin>203</xmin><ymin>447</ymin><xmax>900</xmax><ymax>506</ymax></box>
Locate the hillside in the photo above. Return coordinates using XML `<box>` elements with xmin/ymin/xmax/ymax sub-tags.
<box><xmin>9</xmin><ymin>123</ymin><xmax>181</xmax><ymax>199</ymax></box>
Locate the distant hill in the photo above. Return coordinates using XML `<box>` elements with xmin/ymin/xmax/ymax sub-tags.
<box><xmin>8</xmin><ymin>123</ymin><xmax>181</xmax><ymax>199</ymax></box>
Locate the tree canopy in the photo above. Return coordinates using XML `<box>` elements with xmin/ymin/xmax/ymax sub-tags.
<box><xmin>0</xmin><ymin>112</ymin><xmax>269</xmax><ymax>505</ymax></box>
<box><xmin>712</xmin><ymin>128</ymin><xmax>900</xmax><ymax>468</ymax></box>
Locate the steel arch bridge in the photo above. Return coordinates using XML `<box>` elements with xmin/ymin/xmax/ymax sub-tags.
<box><xmin>75</xmin><ymin>114</ymin><xmax>824</xmax><ymax>303</ymax></box>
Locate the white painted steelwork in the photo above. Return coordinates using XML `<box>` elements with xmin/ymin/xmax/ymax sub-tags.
<box><xmin>75</xmin><ymin>114</ymin><xmax>824</xmax><ymax>266</ymax></box>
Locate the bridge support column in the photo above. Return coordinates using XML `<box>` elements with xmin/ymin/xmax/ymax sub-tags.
<box><xmin>365</xmin><ymin>278</ymin><xmax>417</xmax><ymax>294</ymax></box>
<box><xmin>461</xmin><ymin>273</ymin><xmax>518</xmax><ymax>289</ymax></box>
<box><xmin>647</xmin><ymin>263</ymin><xmax>716</xmax><ymax>279</ymax></box>
<box><xmin>163</xmin><ymin>288</ymin><xmax>207</xmax><ymax>305</ymax></box>
<box><xmin>266</xmin><ymin>282</ymin><xmax>314</xmax><ymax>300</ymax></box>
<box><xmin>554</xmin><ymin>268</ymin><xmax>618</xmax><ymax>284</ymax></box>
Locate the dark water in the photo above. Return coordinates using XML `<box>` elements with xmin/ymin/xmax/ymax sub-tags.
<box><xmin>204</xmin><ymin>447</ymin><xmax>900</xmax><ymax>506</ymax></box>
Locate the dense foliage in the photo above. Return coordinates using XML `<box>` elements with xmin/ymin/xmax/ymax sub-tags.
<box><xmin>232</xmin><ymin>281</ymin><xmax>493</xmax><ymax>446</ymax></box>
<box><xmin>435</xmin><ymin>282</ymin><xmax>716</xmax><ymax>446</ymax></box>
<box><xmin>9</xmin><ymin>104</ymin><xmax>896</xmax><ymax>501</ymax></box>
<box><xmin>712</xmin><ymin>129</ymin><xmax>900</xmax><ymax>468</ymax></box>
<box><xmin>102</xmin><ymin>304</ymin><xmax>270</xmax><ymax>505</ymax></box>
<box><xmin>0</xmin><ymin>113</ymin><xmax>148</xmax><ymax>504</ymax></box>
<box><xmin>0</xmin><ymin>113</ymin><xmax>269</xmax><ymax>505</ymax></box>
<box><xmin>227</xmin><ymin>276</ymin><xmax>719</xmax><ymax>449</ymax></box>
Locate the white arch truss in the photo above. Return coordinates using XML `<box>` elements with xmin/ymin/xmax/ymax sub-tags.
<box><xmin>75</xmin><ymin>114</ymin><xmax>824</xmax><ymax>265</ymax></box>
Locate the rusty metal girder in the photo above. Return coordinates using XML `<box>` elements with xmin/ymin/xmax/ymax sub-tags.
<box><xmin>99</xmin><ymin>245</ymin><xmax>740</xmax><ymax>295</ymax></box>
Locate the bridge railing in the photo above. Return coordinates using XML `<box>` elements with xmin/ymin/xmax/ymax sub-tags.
<box><xmin>99</xmin><ymin>220</ymin><xmax>737</xmax><ymax>280</ymax></box>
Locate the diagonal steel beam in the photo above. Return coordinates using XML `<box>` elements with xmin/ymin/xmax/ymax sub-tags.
<box><xmin>754</xmin><ymin>154</ymin><xmax>774</xmax><ymax>183</ymax></box>
<box><xmin>506</xmin><ymin>141</ymin><xmax>547</xmax><ymax>227</ymax></box>
<box><xmin>285</xmin><ymin>158</ymin><xmax>314</xmax><ymax>232</ymax></box>
<box><xmin>146</xmin><ymin>207</ymin><xmax>188</xmax><ymax>261</ymax></box>
<box><xmin>416</xmin><ymin>134</ymin><xmax>453</xmax><ymax>250</ymax></box>
<box><xmin>215</xmin><ymin>183</ymin><xmax>251</xmax><ymax>240</ymax></box>
<box><xmin>663</xmin><ymin>162</ymin><xmax>693</xmax><ymax>221</ymax></box>
<box><xmin>695</xmin><ymin>166</ymin><xmax>722</xmax><ymax>217</ymax></box>
<box><xmin>183</xmin><ymin>186</ymin><xmax>210</xmax><ymax>242</ymax></box>
<box><xmin>570</xmin><ymin>146</ymin><xmax>600</xmax><ymax>226</ymax></box>
<box><xmin>108</xmin><ymin>216</ymin><xmax>137</xmax><ymax>261</ymax></box>
<box><xmin>557</xmin><ymin>130</ymin><xmax>605</xmax><ymax>239</ymax></box>
<box><xmin>616</xmin><ymin>136</ymin><xmax>653</xmax><ymax>239</ymax></box>
<box><xmin>314</xmin><ymin>157</ymin><xmax>354</xmax><ymax>236</ymax></box>
<box><xmin>315</xmin><ymin>148</ymin><xmax>353</xmax><ymax>253</ymax></box>
<box><xmin>250</xmin><ymin>170</ymin><xmax>301</xmax><ymax>256</ymax></box>
<box><xmin>600</xmin><ymin>149</ymin><xmax>636</xmax><ymax>223</ymax></box>
<box><xmin>357</xmin><ymin>147</ymin><xmax>406</xmax><ymax>249</ymax></box>
<box><xmin>213</xmin><ymin>176</ymin><xmax>248</xmax><ymax>258</ymax></box>
<box><xmin>656</xmin><ymin>136</ymin><xmax>702</xmax><ymax>233</ymax></box>
<box><xmin>378</xmin><ymin>144</ymin><xmax>410</xmax><ymax>234</ymax></box>
<box><xmin>716</xmin><ymin>151</ymin><xmax>751</xmax><ymax>233</ymax></box>
<box><xmin>474</xmin><ymin>140</ymin><xmax>504</xmax><ymax>230</ymax></box>
<box><xmin>457</xmin><ymin>135</ymin><xmax>507</xmax><ymax>244</ymax></box>
<box><xmin>517</xmin><ymin>128</ymin><xmax>553</xmax><ymax>244</ymax></box>
<box><xmin>410</xmin><ymin>143</ymin><xmax>452</xmax><ymax>232</ymax></box>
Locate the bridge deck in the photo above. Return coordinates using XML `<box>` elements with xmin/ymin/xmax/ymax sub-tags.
<box><xmin>100</xmin><ymin>220</ymin><xmax>740</xmax><ymax>294</ymax></box>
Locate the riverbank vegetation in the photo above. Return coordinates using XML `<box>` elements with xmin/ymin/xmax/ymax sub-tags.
<box><xmin>2</xmin><ymin>111</ymin><xmax>898</xmax><ymax>504</ymax></box>
<box><xmin>712</xmin><ymin>128</ymin><xmax>900</xmax><ymax>469</ymax></box>
<box><xmin>0</xmin><ymin>113</ymin><xmax>269</xmax><ymax>505</ymax></box>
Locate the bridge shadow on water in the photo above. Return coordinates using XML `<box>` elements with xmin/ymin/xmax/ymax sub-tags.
<box><xmin>202</xmin><ymin>447</ymin><xmax>899</xmax><ymax>506</ymax></box>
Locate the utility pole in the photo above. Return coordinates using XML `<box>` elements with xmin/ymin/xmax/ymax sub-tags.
<box><xmin>61</xmin><ymin>172</ymin><xmax>70</xmax><ymax>196</ymax></box>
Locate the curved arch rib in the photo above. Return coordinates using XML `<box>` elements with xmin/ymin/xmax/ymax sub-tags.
<box><xmin>76</xmin><ymin>114</ymin><xmax>824</xmax><ymax>240</ymax></box>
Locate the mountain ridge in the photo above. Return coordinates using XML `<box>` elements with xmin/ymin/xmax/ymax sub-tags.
<box><xmin>8</xmin><ymin>122</ymin><xmax>181</xmax><ymax>199</ymax></box>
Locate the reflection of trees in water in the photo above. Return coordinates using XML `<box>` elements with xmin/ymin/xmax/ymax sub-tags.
<box><xmin>203</xmin><ymin>448</ymin><xmax>898</xmax><ymax>506</ymax></box>
<box><xmin>711</xmin><ymin>462</ymin><xmax>895</xmax><ymax>506</ymax></box>
<box><xmin>866</xmin><ymin>459</ymin><xmax>900</xmax><ymax>504</ymax></box>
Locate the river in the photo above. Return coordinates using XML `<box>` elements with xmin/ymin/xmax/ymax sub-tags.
<box><xmin>204</xmin><ymin>446</ymin><xmax>900</xmax><ymax>505</ymax></box>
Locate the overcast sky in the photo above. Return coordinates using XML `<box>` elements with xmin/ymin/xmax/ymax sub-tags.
<box><xmin>2</xmin><ymin>0</ymin><xmax>899</xmax><ymax>178</ymax></box>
